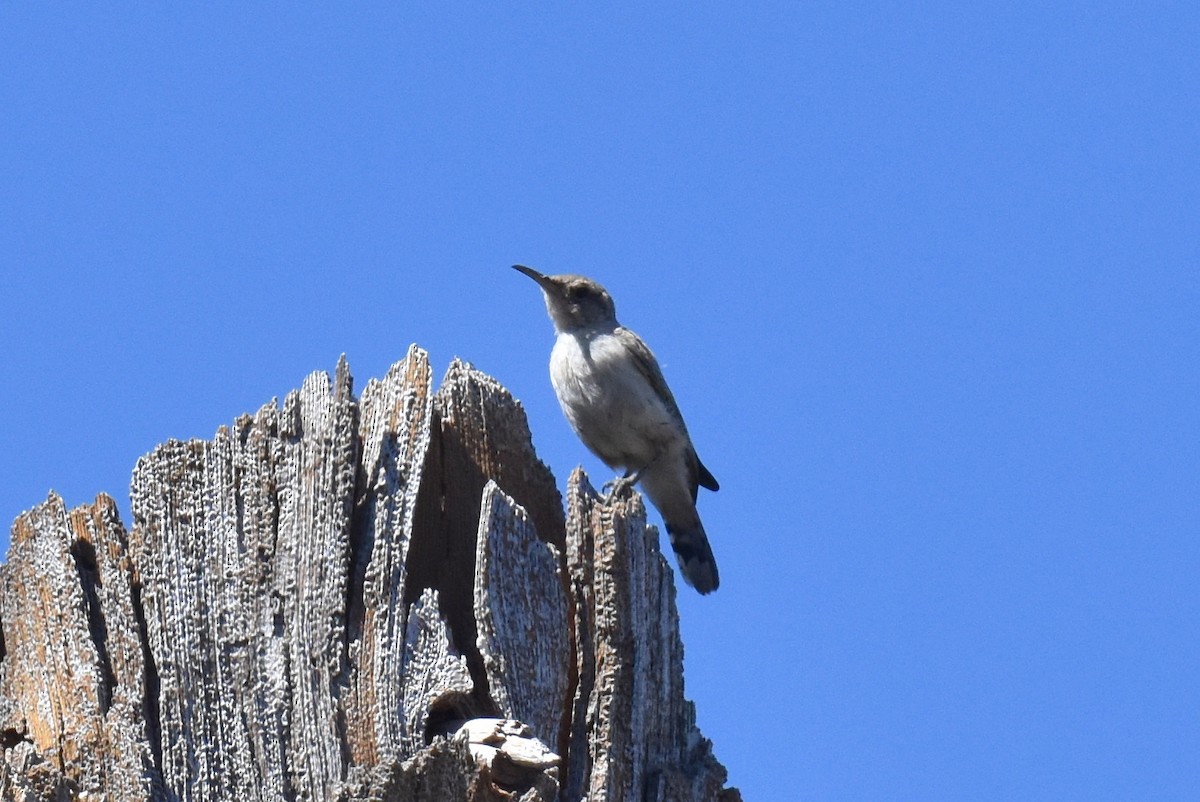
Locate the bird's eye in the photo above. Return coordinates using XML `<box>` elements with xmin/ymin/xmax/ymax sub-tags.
<box><xmin>566</xmin><ymin>285</ymin><xmax>585</xmax><ymax>302</ymax></box>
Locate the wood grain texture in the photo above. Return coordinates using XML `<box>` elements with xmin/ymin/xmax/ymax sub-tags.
<box><xmin>343</xmin><ymin>346</ymin><xmax>436</xmax><ymax>764</ymax></box>
<box><xmin>562</xmin><ymin>471</ymin><xmax>737</xmax><ymax>802</ymax></box>
<box><xmin>0</xmin><ymin>347</ymin><xmax>736</xmax><ymax>801</ymax></box>
<box><xmin>0</xmin><ymin>493</ymin><xmax>161</xmax><ymax>801</ymax></box>
<box><xmin>474</xmin><ymin>482</ymin><xmax>570</xmax><ymax>753</ymax></box>
<box><xmin>128</xmin><ymin>356</ymin><xmax>358</xmax><ymax>802</ymax></box>
<box><xmin>399</xmin><ymin>589</ymin><xmax>473</xmax><ymax>757</ymax></box>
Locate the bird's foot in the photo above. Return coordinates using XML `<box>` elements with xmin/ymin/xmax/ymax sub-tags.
<box><xmin>601</xmin><ymin>471</ymin><xmax>639</xmax><ymax>502</ymax></box>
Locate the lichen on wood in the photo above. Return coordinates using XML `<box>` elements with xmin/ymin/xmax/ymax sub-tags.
<box><xmin>0</xmin><ymin>346</ymin><xmax>737</xmax><ymax>802</ymax></box>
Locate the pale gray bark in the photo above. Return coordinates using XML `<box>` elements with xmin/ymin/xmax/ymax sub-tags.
<box><xmin>0</xmin><ymin>346</ymin><xmax>738</xmax><ymax>802</ymax></box>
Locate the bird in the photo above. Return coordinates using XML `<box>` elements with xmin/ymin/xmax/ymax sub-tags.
<box><xmin>512</xmin><ymin>264</ymin><xmax>721</xmax><ymax>594</ymax></box>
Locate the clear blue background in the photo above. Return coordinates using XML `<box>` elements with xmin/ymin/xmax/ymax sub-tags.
<box><xmin>2</xmin><ymin>4</ymin><xmax>1197</xmax><ymax>799</ymax></box>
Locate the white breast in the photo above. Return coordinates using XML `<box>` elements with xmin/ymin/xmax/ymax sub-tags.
<box><xmin>549</xmin><ymin>331</ymin><xmax>680</xmax><ymax>470</ymax></box>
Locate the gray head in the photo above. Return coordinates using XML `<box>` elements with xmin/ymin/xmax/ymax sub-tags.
<box><xmin>513</xmin><ymin>265</ymin><xmax>618</xmax><ymax>334</ymax></box>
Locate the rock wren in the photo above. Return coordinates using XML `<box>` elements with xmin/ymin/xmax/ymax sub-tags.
<box><xmin>513</xmin><ymin>265</ymin><xmax>721</xmax><ymax>594</ymax></box>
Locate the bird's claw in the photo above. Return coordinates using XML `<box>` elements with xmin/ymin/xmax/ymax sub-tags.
<box><xmin>601</xmin><ymin>473</ymin><xmax>639</xmax><ymax>502</ymax></box>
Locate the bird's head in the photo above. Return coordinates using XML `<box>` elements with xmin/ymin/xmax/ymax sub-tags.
<box><xmin>512</xmin><ymin>265</ymin><xmax>617</xmax><ymax>334</ymax></box>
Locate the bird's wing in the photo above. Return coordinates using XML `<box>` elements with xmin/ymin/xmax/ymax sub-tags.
<box><xmin>613</xmin><ymin>326</ymin><xmax>686</xmax><ymax>427</ymax></box>
<box><xmin>614</xmin><ymin>326</ymin><xmax>720</xmax><ymax>493</ymax></box>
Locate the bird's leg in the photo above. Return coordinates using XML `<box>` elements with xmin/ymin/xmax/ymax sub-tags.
<box><xmin>603</xmin><ymin>447</ymin><xmax>671</xmax><ymax>502</ymax></box>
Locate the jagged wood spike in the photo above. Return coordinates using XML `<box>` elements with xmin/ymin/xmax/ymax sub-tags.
<box><xmin>128</xmin><ymin>364</ymin><xmax>358</xmax><ymax>801</ymax></box>
<box><xmin>473</xmin><ymin>481</ymin><xmax>570</xmax><ymax>752</ymax></box>
<box><xmin>563</xmin><ymin>469</ymin><xmax>736</xmax><ymax>802</ymax></box>
<box><xmin>343</xmin><ymin>345</ymin><xmax>436</xmax><ymax>764</ymax></box>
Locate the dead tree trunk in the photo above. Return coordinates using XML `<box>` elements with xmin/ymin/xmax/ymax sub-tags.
<box><xmin>0</xmin><ymin>346</ymin><xmax>739</xmax><ymax>802</ymax></box>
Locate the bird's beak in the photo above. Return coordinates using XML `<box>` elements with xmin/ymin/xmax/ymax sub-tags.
<box><xmin>512</xmin><ymin>264</ymin><xmax>557</xmax><ymax>294</ymax></box>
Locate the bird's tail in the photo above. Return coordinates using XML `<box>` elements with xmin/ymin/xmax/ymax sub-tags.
<box><xmin>665</xmin><ymin>517</ymin><xmax>719</xmax><ymax>594</ymax></box>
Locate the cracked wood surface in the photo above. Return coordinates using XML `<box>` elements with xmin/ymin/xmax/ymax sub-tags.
<box><xmin>0</xmin><ymin>346</ymin><xmax>737</xmax><ymax>802</ymax></box>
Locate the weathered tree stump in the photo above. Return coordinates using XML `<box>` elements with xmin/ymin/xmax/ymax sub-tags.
<box><xmin>0</xmin><ymin>346</ymin><xmax>739</xmax><ymax>802</ymax></box>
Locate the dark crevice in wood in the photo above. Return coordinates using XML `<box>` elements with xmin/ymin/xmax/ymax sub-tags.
<box><xmin>0</xmin><ymin>726</ymin><xmax>26</xmax><ymax>750</ymax></box>
<box><xmin>422</xmin><ymin>691</ymin><xmax>476</xmax><ymax>745</ymax></box>
<box><xmin>343</xmin><ymin>438</ymin><xmax>376</xmax><ymax>660</ymax></box>
<box><xmin>336</xmin><ymin>420</ymin><xmax>374</xmax><ymax>772</ymax></box>
<box><xmin>129</xmin><ymin>577</ymin><xmax>163</xmax><ymax>776</ymax></box>
<box><xmin>405</xmin><ymin>406</ymin><xmax>496</xmax><ymax>717</ymax></box>
<box><xmin>69</xmin><ymin>537</ymin><xmax>115</xmax><ymax>716</ymax></box>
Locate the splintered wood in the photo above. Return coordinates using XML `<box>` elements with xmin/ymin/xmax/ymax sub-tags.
<box><xmin>0</xmin><ymin>346</ymin><xmax>737</xmax><ymax>802</ymax></box>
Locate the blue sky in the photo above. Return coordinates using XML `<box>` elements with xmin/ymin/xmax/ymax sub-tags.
<box><xmin>2</xmin><ymin>4</ymin><xmax>1197</xmax><ymax>799</ymax></box>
